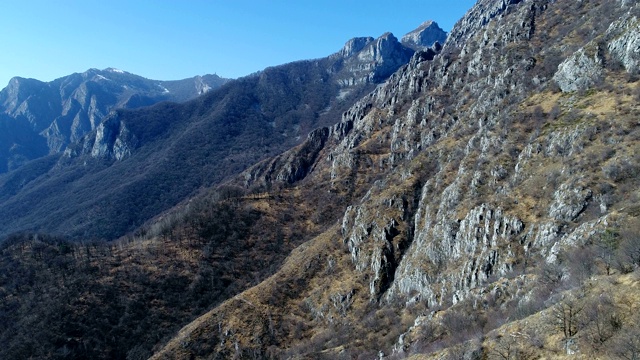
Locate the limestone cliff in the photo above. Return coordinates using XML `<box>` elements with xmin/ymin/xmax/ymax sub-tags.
<box><xmin>331</xmin><ymin>32</ymin><xmax>416</xmax><ymax>87</ymax></box>
<box><xmin>64</xmin><ymin>112</ymin><xmax>138</xmax><ymax>160</ymax></box>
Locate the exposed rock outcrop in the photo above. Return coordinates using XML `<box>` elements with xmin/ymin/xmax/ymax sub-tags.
<box><xmin>554</xmin><ymin>47</ymin><xmax>605</xmax><ymax>92</ymax></box>
<box><xmin>400</xmin><ymin>20</ymin><xmax>447</xmax><ymax>50</ymax></box>
<box><xmin>333</xmin><ymin>32</ymin><xmax>416</xmax><ymax>86</ymax></box>
<box><xmin>338</xmin><ymin>37</ymin><xmax>375</xmax><ymax>58</ymax></box>
<box><xmin>607</xmin><ymin>16</ymin><xmax>640</xmax><ymax>74</ymax></box>
<box><xmin>242</xmin><ymin>127</ymin><xmax>330</xmax><ymax>187</ymax></box>
<box><xmin>555</xmin><ymin>12</ymin><xmax>640</xmax><ymax>92</ymax></box>
<box><xmin>64</xmin><ymin>113</ymin><xmax>138</xmax><ymax>160</ymax></box>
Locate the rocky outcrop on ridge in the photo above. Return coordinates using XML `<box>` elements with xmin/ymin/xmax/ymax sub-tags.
<box><xmin>400</xmin><ymin>20</ymin><xmax>447</xmax><ymax>50</ymax></box>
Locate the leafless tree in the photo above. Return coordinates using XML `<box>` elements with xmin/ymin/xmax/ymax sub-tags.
<box><xmin>596</xmin><ymin>230</ymin><xmax>620</xmax><ymax>276</ymax></box>
<box><xmin>552</xmin><ymin>295</ymin><xmax>585</xmax><ymax>354</ymax></box>
<box><xmin>489</xmin><ymin>333</ymin><xmax>536</xmax><ymax>360</ymax></box>
<box><xmin>618</xmin><ymin>219</ymin><xmax>640</xmax><ymax>272</ymax></box>
<box><xmin>582</xmin><ymin>294</ymin><xmax>623</xmax><ymax>350</ymax></box>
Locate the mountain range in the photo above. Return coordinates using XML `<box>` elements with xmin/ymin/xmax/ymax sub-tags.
<box><xmin>1</xmin><ymin>2</ymin><xmax>640</xmax><ymax>359</ymax></box>
<box><xmin>0</xmin><ymin>22</ymin><xmax>446</xmax><ymax>240</ymax></box>
<box><xmin>0</xmin><ymin>69</ymin><xmax>230</xmax><ymax>174</ymax></box>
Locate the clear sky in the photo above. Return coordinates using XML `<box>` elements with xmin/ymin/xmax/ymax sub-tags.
<box><xmin>0</xmin><ymin>0</ymin><xmax>476</xmax><ymax>88</ymax></box>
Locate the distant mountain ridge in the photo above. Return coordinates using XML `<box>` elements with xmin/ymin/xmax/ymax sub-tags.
<box><xmin>0</xmin><ymin>22</ymin><xmax>446</xmax><ymax>240</ymax></box>
<box><xmin>0</xmin><ymin>69</ymin><xmax>229</xmax><ymax>173</ymax></box>
<box><xmin>65</xmin><ymin>23</ymin><xmax>448</xmax><ymax>164</ymax></box>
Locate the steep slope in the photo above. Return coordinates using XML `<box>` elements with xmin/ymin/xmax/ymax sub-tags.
<box><xmin>149</xmin><ymin>0</ymin><xmax>640</xmax><ymax>358</ymax></box>
<box><xmin>0</xmin><ymin>27</ymin><xmax>431</xmax><ymax>240</ymax></box>
<box><xmin>0</xmin><ymin>69</ymin><xmax>229</xmax><ymax>172</ymax></box>
<box><xmin>0</xmin><ymin>187</ymin><xmax>327</xmax><ymax>360</ymax></box>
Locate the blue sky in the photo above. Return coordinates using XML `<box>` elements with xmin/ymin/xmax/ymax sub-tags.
<box><xmin>0</xmin><ymin>1</ymin><xmax>476</xmax><ymax>87</ymax></box>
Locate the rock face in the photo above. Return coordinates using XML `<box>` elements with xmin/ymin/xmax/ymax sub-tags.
<box><xmin>554</xmin><ymin>47</ymin><xmax>604</xmax><ymax>92</ymax></box>
<box><xmin>0</xmin><ymin>69</ymin><xmax>229</xmax><ymax>172</ymax></box>
<box><xmin>338</xmin><ymin>37</ymin><xmax>375</xmax><ymax>58</ymax></box>
<box><xmin>65</xmin><ymin>113</ymin><xmax>138</xmax><ymax>161</ymax></box>
<box><xmin>554</xmin><ymin>10</ymin><xmax>640</xmax><ymax>92</ymax></box>
<box><xmin>332</xmin><ymin>32</ymin><xmax>416</xmax><ymax>86</ymax></box>
<box><xmin>607</xmin><ymin>15</ymin><xmax>640</xmax><ymax>74</ymax></box>
<box><xmin>400</xmin><ymin>20</ymin><xmax>447</xmax><ymax>50</ymax></box>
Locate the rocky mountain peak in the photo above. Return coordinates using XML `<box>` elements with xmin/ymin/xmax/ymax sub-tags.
<box><xmin>400</xmin><ymin>20</ymin><xmax>447</xmax><ymax>50</ymax></box>
<box><xmin>338</xmin><ymin>36</ymin><xmax>375</xmax><ymax>58</ymax></box>
<box><xmin>1</xmin><ymin>77</ymin><xmax>47</xmax><ymax>109</ymax></box>
<box><xmin>333</xmin><ymin>32</ymin><xmax>416</xmax><ymax>87</ymax></box>
<box><xmin>105</xmin><ymin>67</ymin><xmax>127</xmax><ymax>73</ymax></box>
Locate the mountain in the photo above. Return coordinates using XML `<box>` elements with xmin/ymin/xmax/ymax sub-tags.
<box><xmin>0</xmin><ymin>26</ymin><xmax>438</xmax><ymax>241</ymax></box>
<box><xmin>0</xmin><ymin>69</ymin><xmax>230</xmax><ymax>173</ymax></box>
<box><xmin>149</xmin><ymin>0</ymin><xmax>640</xmax><ymax>358</ymax></box>
<box><xmin>2</xmin><ymin>1</ymin><xmax>640</xmax><ymax>359</ymax></box>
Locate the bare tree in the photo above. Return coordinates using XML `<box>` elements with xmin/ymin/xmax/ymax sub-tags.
<box><xmin>582</xmin><ymin>294</ymin><xmax>623</xmax><ymax>350</ymax></box>
<box><xmin>618</xmin><ymin>219</ymin><xmax>640</xmax><ymax>272</ymax></box>
<box><xmin>552</xmin><ymin>295</ymin><xmax>585</xmax><ymax>354</ymax></box>
<box><xmin>489</xmin><ymin>333</ymin><xmax>536</xmax><ymax>360</ymax></box>
<box><xmin>596</xmin><ymin>230</ymin><xmax>619</xmax><ymax>276</ymax></box>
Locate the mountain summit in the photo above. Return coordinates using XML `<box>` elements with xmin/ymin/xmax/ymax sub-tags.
<box><xmin>400</xmin><ymin>20</ymin><xmax>447</xmax><ymax>50</ymax></box>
